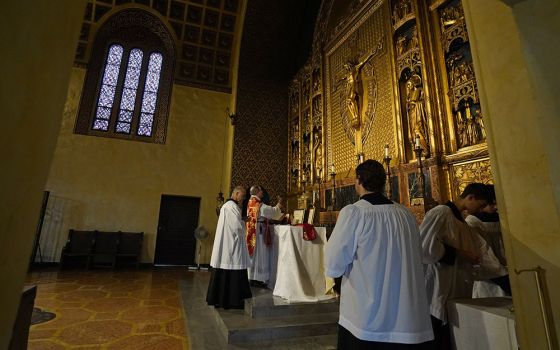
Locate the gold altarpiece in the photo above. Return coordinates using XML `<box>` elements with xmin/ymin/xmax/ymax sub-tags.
<box><xmin>287</xmin><ymin>0</ymin><xmax>493</xmax><ymax>222</ymax></box>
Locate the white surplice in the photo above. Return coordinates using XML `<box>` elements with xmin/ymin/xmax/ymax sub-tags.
<box><xmin>210</xmin><ymin>200</ymin><xmax>250</xmax><ymax>270</ymax></box>
<box><xmin>466</xmin><ymin>215</ymin><xmax>508</xmax><ymax>298</ymax></box>
<box><xmin>420</xmin><ymin>205</ymin><xmax>506</xmax><ymax>323</ymax></box>
<box><xmin>325</xmin><ymin>201</ymin><xmax>433</xmax><ymax>344</ymax></box>
<box><xmin>247</xmin><ymin>198</ymin><xmax>283</xmax><ymax>283</ymax></box>
<box><xmin>465</xmin><ymin>215</ymin><xmax>506</xmax><ymax>267</ymax></box>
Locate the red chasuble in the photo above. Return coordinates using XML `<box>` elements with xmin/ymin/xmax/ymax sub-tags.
<box><xmin>246</xmin><ymin>196</ymin><xmax>261</xmax><ymax>257</ymax></box>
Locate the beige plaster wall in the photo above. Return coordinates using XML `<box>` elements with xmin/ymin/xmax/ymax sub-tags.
<box><xmin>463</xmin><ymin>0</ymin><xmax>560</xmax><ymax>348</ymax></box>
<box><xmin>0</xmin><ymin>1</ymin><xmax>86</xmax><ymax>346</ymax></box>
<box><xmin>46</xmin><ymin>68</ymin><xmax>232</xmax><ymax>264</ymax></box>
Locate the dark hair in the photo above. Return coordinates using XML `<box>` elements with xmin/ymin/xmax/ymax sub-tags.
<box><xmin>356</xmin><ymin>160</ymin><xmax>386</xmax><ymax>193</ymax></box>
<box><xmin>261</xmin><ymin>187</ymin><xmax>270</xmax><ymax>205</ymax></box>
<box><xmin>485</xmin><ymin>184</ymin><xmax>496</xmax><ymax>204</ymax></box>
<box><xmin>460</xmin><ymin>183</ymin><xmax>494</xmax><ymax>203</ymax></box>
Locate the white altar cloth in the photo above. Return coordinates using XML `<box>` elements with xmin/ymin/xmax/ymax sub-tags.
<box><xmin>271</xmin><ymin>225</ymin><xmax>334</xmax><ymax>302</ymax></box>
<box><xmin>448</xmin><ymin>297</ymin><xmax>518</xmax><ymax>350</ymax></box>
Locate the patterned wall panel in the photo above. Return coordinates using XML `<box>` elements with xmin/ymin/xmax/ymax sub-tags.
<box><xmin>231</xmin><ymin>0</ymin><xmax>318</xmax><ymax>203</ymax></box>
<box><xmin>361</xmin><ymin>5</ymin><xmax>394</xmax><ymax>164</ymax></box>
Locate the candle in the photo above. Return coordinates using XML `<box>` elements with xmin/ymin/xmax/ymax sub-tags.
<box><xmin>384</xmin><ymin>144</ymin><xmax>390</xmax><ymax>158</ymax></box>
<box><xmin>415</xmin><ymin>134</ymin><xmax>421</xmax><ymax>149</ymax></box>
<box><xmin>330</xmin><ymin>164</ymin><xmax>335</xmax><ymax>174</ymax></box>
<box><xmin>302</xmin><ymin>173</ymin><xmax>306</xmax><ymax>182</ymax></box>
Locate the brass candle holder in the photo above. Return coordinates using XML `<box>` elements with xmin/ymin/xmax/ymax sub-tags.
<box><xmin>330</xmin><ymin>165</ymin><xmax>336</xmax><ymax>210</ymax></box>
<box><xmin>316</xmin><ymin>167</ymin><xmax>323</xmax><ymax>209</ymax></box>
<box><xmin>357</xmin><ymin>152</ymin><xmax>365</xmax><ymax>164</ymax></box>
<box><xmin>383</xmin><ymin>144</ymin><xmax>392</xmax><ymax>200</ymax></box>
<box><xmin>413</xmin><ymin>135</ymin><xmax>427</xmax><ymax>211</ymax></box>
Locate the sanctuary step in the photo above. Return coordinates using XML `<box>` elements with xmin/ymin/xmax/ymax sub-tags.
<box><xmin>224</xmin><ymin>334</ymin><xmax>338</xmax><ymax>349</ymax></box>
<box><xmin>214</xmin><ymin>287</ymin><xmax>340</xmax><ymax>345</ymax></box>
<box><xmin>216</xmin><ymin>309</ymin><xmax>339</xmax><ymax>344</ymax></box>
<box><xmin>245</xmin><ymin>286</ymin><xmax>339</xmax><ymax>318</ymax></box>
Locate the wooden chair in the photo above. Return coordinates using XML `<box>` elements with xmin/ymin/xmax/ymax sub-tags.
<box><xmin>60</xmin><ymin>230</ymin><xmax>95</xmax><ymax>269</ymax></box>
<box><xmin>117</xmin><ymin>231</ymin><xmax>143</xmax><ymax>268</ymax></box>
<box><xmin>90</xmin><ymin>231</ymin><xmax>119</xmax><ymax>268</ymax></box>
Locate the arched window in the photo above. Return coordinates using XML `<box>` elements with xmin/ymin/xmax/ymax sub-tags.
<box><xmin>76</xmin><ymin>9</ymin><xmax>174</xmax><ymax>143</ymax></box>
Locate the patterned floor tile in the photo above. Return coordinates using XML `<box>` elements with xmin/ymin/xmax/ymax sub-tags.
<box><xmin>107</xmin><ymin>334</ymin><xmax>184</xmax><ymax>350</ymax></box>
<box><xmin>27</xmin><ymin>269</ymin><xmax>189</xmax><ymax>348</ymax></box>
<box><xmin>57</xmin><ymin>320</ymin><xmax>132</xmax><ymax>345</ymax></box>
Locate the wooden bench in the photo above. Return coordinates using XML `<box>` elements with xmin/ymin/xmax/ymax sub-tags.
<box><xmin>60</xmin><ymin>230</ymin><xmax>143</xmax><ymax>269</ymax></box>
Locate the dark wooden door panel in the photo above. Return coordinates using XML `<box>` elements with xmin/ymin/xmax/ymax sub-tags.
<box><xmin>154</xmin><ymin>195</ymin><xmax>200</xmax><ymax>265</ymax></box>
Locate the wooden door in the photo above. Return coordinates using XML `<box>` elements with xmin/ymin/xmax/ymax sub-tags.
<box><xmin>154</xmin><ymin>195</ymin><xmax>200</xmax><ymax>265</ymax></box>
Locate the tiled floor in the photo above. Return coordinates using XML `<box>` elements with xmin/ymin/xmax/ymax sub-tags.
<box><xmin>26</xmin><ymin>268</ymin><xmax>337</xmax><ymax>349</ymax></box>
<box><xmin>26</xmin><ymin>268</ymin><xmax>190</xmax><ymax>350</ymax></box>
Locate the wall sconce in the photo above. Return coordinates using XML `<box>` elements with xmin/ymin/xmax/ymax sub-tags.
<box><xmin>226</xmin><ymin>107</ymin><xmax>237</xmax><ymax>126</ymax></box>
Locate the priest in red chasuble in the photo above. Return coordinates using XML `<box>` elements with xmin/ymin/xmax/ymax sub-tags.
<box><xmin>246</xmin><ymin>185</ymin><xmax>284</xmax><ymax>287</ymax></box>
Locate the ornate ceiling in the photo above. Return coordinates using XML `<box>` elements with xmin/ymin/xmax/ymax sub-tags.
<box><xmin>76</xmin><ymin>0</ymin><xmax>241</xmax><ymax>92</ymax></box>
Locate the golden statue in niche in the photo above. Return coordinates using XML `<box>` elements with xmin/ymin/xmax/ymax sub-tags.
<box><xmin>457</xmin><ymin>102</ymin><xmax>486</xmax><ymax>147</ymax></box>
<box><xmin>440</xmin><ymin>4</ymin><xmax>464</xmax><ymax>28</ymax></box>
<box><xmin>313</xmin><ymin>132</ymin><xmax>323</xmax><ymax>180</ymax></box>
<box><xmin>406</xmin><ymin>74</ymin><xmax>429</xmax><ymax>154</ymax></box>
<box><xmin>396</xmin><ymin>27</ymin><xmax>419</xmax><ymax>58</ymax></box>
<box><xmin>392</xmin><ymin>0</ymin><xmax>412</xmax><ymax>26</ymax></box>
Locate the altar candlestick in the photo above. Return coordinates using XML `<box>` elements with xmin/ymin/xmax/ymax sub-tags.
<box><xmin>358</xmin><ymin>153</ymin><xmax>364</xmax><ymax>164</ymax></box>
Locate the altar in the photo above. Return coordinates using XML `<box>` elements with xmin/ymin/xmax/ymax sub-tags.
<box><xmin>269</xmin><ymin>225</ymin><xmax>334</xmax><ymax>302</ymax></box>
<box><xmin>448</xmin><ymin>297</ymin><xmax>518</xmax><ymax>350</ymax></box>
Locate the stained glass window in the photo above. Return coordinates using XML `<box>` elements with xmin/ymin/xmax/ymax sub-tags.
<box><xmin>76</xmin><ymin>11</ymin><xmax>173</xmax><ymax>144</ymax></box>
<box><xmin>91</xmin><ymin>47</ymin><xmax>164</xmax><ymax>137</ymax></box>
<box><xmin>138</xmin><ymin>53</ymin><xmax>163</xmax><ymax>136</ymax></box>
<box><xmin>93</xmin><ymin>44</ymin><xmax>123</xmax><ymax>131</ymax></box>
<box><xmin>116</xmin><ymin>48</ymin><xmax>143</xmax><ymax>134</ymax></box>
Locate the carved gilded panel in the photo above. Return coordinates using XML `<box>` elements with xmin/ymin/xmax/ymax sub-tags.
<box><xmin>451</xmin><ymin>158</ymin><xmax>493</xmax><ymax>198</ymax></box>
<box><xmin>326</xmin><ymin>0</ymin><xmax>394</xmax><ymax>174</ymax></box>
<box><xmin>437</xmin><ymin>0</ymin><xmax>487</xmax><ymax>150</ymax></box>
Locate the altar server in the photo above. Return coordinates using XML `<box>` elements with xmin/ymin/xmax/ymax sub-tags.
<box><xmin>466</xmin><ymin>185</ymin><xmax>511</xmax><ymax>297</ymax></box>
<box><xmin>206</xmin><ymin>186</ymin><xmax>252</xmax><ymax>309</ymax></box>
<box><xmin>326</xmin><ymin>160</ymin><xmax>433</xmax><ymax>349</ymax></box>
<box><xmin>420</xmin><ymin>183</ymin><xmax>495</xmax><ymax>349</ymax></box>
<box><xmin>246</xmin><ymin>185</ymin><xmax>284</xmax><ymax>287</ymax></box>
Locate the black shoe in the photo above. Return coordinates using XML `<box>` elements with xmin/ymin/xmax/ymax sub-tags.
<box><xmin>250</xmin><ymin>280</ymin><xmax>268</xmax><ymax>288</ymax></box>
